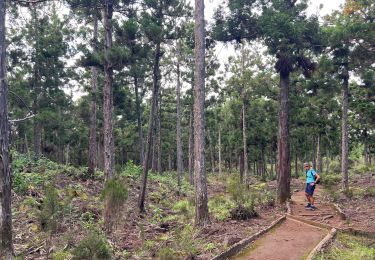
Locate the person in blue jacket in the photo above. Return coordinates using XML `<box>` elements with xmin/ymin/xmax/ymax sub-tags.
<box><xmin>304</xmin><ymin>162</ymin><xmax>320</xmax><ymax>210</ymax></box>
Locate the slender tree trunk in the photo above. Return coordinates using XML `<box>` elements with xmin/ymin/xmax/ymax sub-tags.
<box><xmin>168</xmin><ymin>151</ymin><xmax>172</xmax><ymax>171</ymax></box>
<box><xmin>218</xmin><ymin>125</ymin><xmax>222</xmax><ymax>175</ymax></box>
<box><xmin>364</xmin><ymin>128</ymin><xmax>369</xmax><ymax>165</ymax></box>
<box><xmin>312</xmin><ymin>136</ymin><xmax>317</xmax><ymax>169</ymax></box>
<box><xmin>157</xmin><ymin>98</ymin><xmax>162</xmax><ymax>174</ymax></box>
<box><xmin>176</xmin><ymin>43</ymin><xmax>184</xmax><ymax>189</ymax></box>
<box><xmin>276</xmin><ymin>72</ymin><xmax>291</xmax><ymax>204</ymax></box>
<box><xmin>103</xmin><ymin>0</ymin><xmax>115</xmax><ymax>232</ymax></box>
<box><xmin>0</xmin><ymin>0</ymin><xmax>14</xmax><ymax>255</ymax></box>
<box><xmin>270</xmin><ymin>145</ymin><xmax>274</xmax><ymax>176</ymax></box>
<box><xmin>188</xmin><ymin>109</ymin><xmax>194</xmax><ymax>184</ymax></box>
<box><xmin>242</xmin><ymin>101</ymin><xmax>248</xmax><ymax>182</ymax></box>
<box><xmin>134</xmin><ymin>77</ymin><xmax>144</xmax><ymax>165</ymax></box>
<box><xmin>138</xmin><ymin>42</ymin><xmax>161</xmax><ymax>212</ymax></box>
<box><xmin>316</xmin><ymin>134</ymin><xmax>322</xmax><ymax>174</ymax></box>
<box><xmin>295</xmin><ymin>152</ymin><xmax>298</xmax><ymax>179</ymax></box>
<box><xmin>194</xmin><ymin>0</ymin><xmax>209</xmax><ymax>226</ymax></box>
<box><xmin>341</xmin><ymin>64</ymin><xmax>349</xmax><ymax>194</ymax></box>
<box><xmin>208</xmin><ymin>130</ymin><xmax>215</xmax><ymax>174</ymax></box>
<box><xmin>151</xmin><ymin>127</ymin><xmax>157</xmax><ymax>172</ymax></box>
<box><xmin>88</xmin><ymin>15</ymin><xmax>98</xmax><ymax>178</ymax></box>
<box><xmin>65</xmin><ymin>144</ymin><xmax>69</xmax><ymax>165</ymax></box>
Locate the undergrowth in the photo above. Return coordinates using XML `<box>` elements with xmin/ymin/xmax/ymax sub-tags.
<box><xmin>314</xmin><ymin>232</ymin><xmax>375</xmax><ymax>260</ymax></box>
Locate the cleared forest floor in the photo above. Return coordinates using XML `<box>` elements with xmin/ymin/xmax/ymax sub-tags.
<box><xmin>11</xmin><ymin>155</ymin><xmax>375</xmax><ymax>259</ymax></box>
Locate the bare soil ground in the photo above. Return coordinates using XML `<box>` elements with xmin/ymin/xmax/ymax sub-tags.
<box><xmin>12</xmin><ymin>173</ymin><xmax>284</xmax><ymax>259</ymax></box>
<box><xmin>234</xmin><ymin>218</ymin><xmax>327</xmax><ymax>260</ymax></box>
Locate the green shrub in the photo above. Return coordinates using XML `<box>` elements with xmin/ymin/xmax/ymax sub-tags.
<box><xmin>72</xmin><ymin>230</ymin><xmax>112</xmax><ymax>260</ymax></box>
<box><xmin>177</xmin><ymin>224</ymin><xmax>198</xmax><ymax>257</ymax></box>
<box><xmin>230</xmin><ymin>198</ymin><xmax>258</xmax><ymax>220</ymax></box>
<box><xmin>52</xmin><ymin>250</ymin><xmax>71</xmax><ymax>260</ymax></box>
<box><xmin>208</xmin><ymin>195</ymin><xmax>235</xmax><ymax>221</ymax></box>
<box><xmin>101</xmin><ymin>178</ymin><xmax>128</xmax><ymax>208</ymax></box>
<box><xmin>101</xmin><ymin>178</ymin><xmax>128</xmax><ymax>226</ymax></box>
<box><xmin>172</xmin><ymin>200</ymin><xmax>193</xmax><ymax>221</ymax></box>
<box><xmin>227</xmin><ymin>173</ymin><xmax>247</xmax><ymax>204</ymax></box>
<box><xmin>121</xmin><ymin>160</ymin><xmax>142</xmax><ymax>178</ymax></box>
<box><xmin>157</xmin><ymin>246</ymin><xmax>176</xmax><ymax>260</ymax></box>
<box><xmin>38</xmin><ymin>184</ymin><xmax>62</xmax><ymax>233</ymax></box>
<box><xmin>323</xmin><ymin>174</ymin><xmax>341</xmax><ymax>187</ymax></box>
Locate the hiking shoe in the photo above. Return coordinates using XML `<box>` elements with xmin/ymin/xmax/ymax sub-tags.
<box><xmin>310</xmin><ymin>205</ymin><xmax>316</xmax><ymax>210</ymax></box>
<box><xmin>305</xmin><ymin>203</ymin><xmax>311</xmax><ymax>209</ymax></box>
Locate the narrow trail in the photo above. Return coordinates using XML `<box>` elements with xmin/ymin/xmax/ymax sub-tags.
<box><xmin>232</xmin><ymin>185</ymin><xmax>340</xmax><ymax>260</ymax></box>
<box><xmin>289</xmin><ymin>185</ymin><xmax>344</xmax><ymax>228</ymax></box>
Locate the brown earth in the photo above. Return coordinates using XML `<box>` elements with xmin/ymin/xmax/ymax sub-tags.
<box><xmin>234</xmin><ymin>218</ymin><xmax>327</xmax><ymax>260</ymax></box>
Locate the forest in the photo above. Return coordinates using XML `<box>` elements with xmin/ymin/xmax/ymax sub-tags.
<box><xmin>0</xmin><ymin>0</ymin><xmax>374</xmax><ymax>259</ymax></box>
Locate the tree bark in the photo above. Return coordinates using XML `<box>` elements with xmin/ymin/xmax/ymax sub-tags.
<box><xmin>242</xmin><ymin>103</ymin><xmax>248</xmax><ymax>181</ymax></box>
<box><xmin>188</xmin><ymin>109</ymin><xmax>194</xmax><ymax>184</ymax></box>
<box><xmin>341</xmin><ymin>64</ymin><xmax>349</xmax><ymax>194</ymax></box>
<box><xmin>157</xmin><ymin>97</ymin><xmax>162</xmax><ymax>174</ymax></box>
<box><xmin>218</xmin><ymin>125</ymin><xmax>222</xmax><ymax>175</ymax></box>
<box><xmin>194</xmin><ymin>0</ymin><xmax>209</xmax><ymax>226</ymax></box>
<box><xmin>364</xmin><ymin>128</ymin><xmax>369</xmax><ymax>165</ymax></box>
<box><xmin>276</xmin><ymin>72</ymin><xmax>291</xmax><ymax>204</ymax></box>
<box><xmin>88</xmin><ymin>15</ymin><xmax>98</xmax><ymax>178</ymax></box>
<box><xmin>103</xmin><ymin>0</ymin><xmax>115</xmax><ymax>232</ymax></box>
<box><xmin>316</xmin><ymin>134</ymin><xmax>322</xmax><ymax>174</ymax></box>
<box><xmin>294</xmin><ymin>151</ymin><xmax>298</xmax><ymax>179</ymax></box>
<box><xmin>0</xmin><ymin>0</ymin><xmax>14</xmax><ymax>255</ymax></box>
<box><xmin>138</xmin><ymin>42</ymin><xmax>161</xmax><ymax>212</ymax></box>
<box><xmin>208</xmin><ymin>130</ymin><xmax>215</xmax><ymax>174</ymax></box>
<box><xmin>134</xmin><ymin>77</ymin><xmax>144</xmax><ymax>165</ymax></box>
<box><xmin>176</xmin><ymin>43</ymin><xmax>183</xmax><ymax>188</ymax></box>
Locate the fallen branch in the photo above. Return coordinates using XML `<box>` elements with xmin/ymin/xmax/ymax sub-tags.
<box><xmin>332</xmin><ymin>203</ymin><xmax>346</xmax><ymax>220</ymax></box>
<box><xmin>322</xmin><ymin>215</ymin><xmax>334</xmax><ymax>220</ymax></box>
<box><xmin>306</xmin><ymin>228</ymin><xmax>337</xmax><ymax>260</ymax></box>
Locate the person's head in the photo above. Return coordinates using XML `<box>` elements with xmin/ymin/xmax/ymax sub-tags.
<box><xmin>303</xmin><ymin>162</ymin><xmax>310</xmax><ymax>170</ymax></box>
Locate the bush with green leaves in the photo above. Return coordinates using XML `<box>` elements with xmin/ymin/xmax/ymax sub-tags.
<box><xmin>38</xmin><ymin>184</ymin><xmax>63</xmax><ymax>233</ymax></box>
<box><xmin>172</xmin><ymin>199</ymin><xmax>194</xmax><ymax>221</ymax></box>
<box><xmin>176</xmin><ymin>224</ymin><xmax>198</xmax><ymax>257</ymax></box>
<box><xmin>72</xmin><ymin>230</ymin><xmax>112</xmax><ymax>260</ymax></box>
<box><xmin>101</xmin><ymin>178</ymin><xmax>128</xmax><ymax>223</ymax></box>
<box><xmin>157</xmin><ymin>246</ymin><xmax>176</xmax><ymax>260</ymax></box>
<box><xmin>121</xmin><ymin>160</ymin><xmax>142</xmax><ymax>178</ymax></box>
<box><xmin>227</xmin><ymin>173</ymin><xmax>247</xmax><ymax>204</ymax></box>
<box><xmin>323</xmin><ymin>174</ymin><xmax>341</xmax><ymax>187</ymax></box>
<box><xmin>208</xmin><ymin>195</ymin><xmax>235</xmax><ymax>221</ymax></box>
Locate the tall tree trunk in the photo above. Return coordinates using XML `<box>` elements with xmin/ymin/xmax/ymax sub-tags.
<box><xmin>0</xmin><ymin>0</ymin><xmax>14</xmax><ymax>255</ymax></box>
<box><xmin>295</xmin><ymin>151</ymin><xmax>298</xmax><ymax>179</ymax></box>
<box><xmin>364</xmin><ymin>128</ymin><xmax>369</xmax><ymax>165</ymax></box>
<box><xmin>208</xmin><ymin>130</ymin><xmax>215</xmax><ymax>174</ymax></box>
<box><xmin>188</xmin><ymin>109</ymin><xmax>194</xmax><ymax>184</ymax></box>
<box><xmin>157</xmin><ymin>98</ymin><xmax>162</xmax><ymax>174</ymax></box>
<box><xmin>341</xmin><ymin>64</ymin><xmax>349</xmax><ymax>194</ymax></box>
<box><xmin>103</xmin><ymin>0</ymin><xmax>115</xmax><ymax>232</ymax></box>
<box><xmin>241</xmin><ymin>45</ymin><xmax>248</xmax><ymax>183</ymax></box>
<box><xmin>88</xmin><ymin>15</ymin><xmax>98</xmax><ymax>178</ymax></box>
<box><xmin>176</xmin><ymin>44</ymin><xmax>183</xmax><ymax>188</ymax></box>
<box><xmin>168</xmin><ymin>151</ymin><xmax>172</xmax><ymax>171</ymax></box>
<box><xmin>134</xmin><ymin>77</ymin><xmax>144</xmax><ymax>165</ymax></box>
<box><xmin>242</xmin><ymin>100</ymin><xmax>248</xmax><ymax>182</ymax></box>
<box><xmin>218</xmin><ymin>125</ymin><xmax>222</xmax><ymax>175</ymax></box>
<box><xmin>312</xmin><ymin>136</ymin><xmax>316</xmax><ymax>169</ymax></box>
<box><xmin>138</xmin><ymin>42</ymin><xmax>161</xmax><ymax>212</ymax></box>
<box><xmin>316</xmin><ymin>134</ymin><xmax>322</xmax><ymax>174</ymax></box>
<box><xmin>32</xmin><ymin>6</ymin><xmax>42</xmax><ymax>160</ymax></box>
<box><xmin>194</xmin><ymin>0</ymin><xmax>209</xmax><ymax>226</ymax></box>
<box><xmin>276</xmin><ymin>72</ymin><xmax>291</xmax><ymax>204</ymax></box>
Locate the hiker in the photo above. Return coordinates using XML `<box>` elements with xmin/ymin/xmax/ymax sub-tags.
<box><xmin>304</xmin><ymin>162</ymin><xmax>320</xmax><ymax>210</ymax></box>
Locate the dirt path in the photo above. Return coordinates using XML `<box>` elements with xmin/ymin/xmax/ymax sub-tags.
<box><xmin>290</xmin><ymin>185</ymin><xmax>345</xmax><ymax>228</ymax></box>
<box><xmin>234</xmin><ymin>218</ymin><xmax>326</xmax><ymax>260</ymax></box>
<box><xmin>231</xmin><ymin>185</ymin><xmax>342</xmax><ymax>260</ymax></box>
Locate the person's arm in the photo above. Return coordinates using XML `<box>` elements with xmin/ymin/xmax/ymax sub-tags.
<box><xmin>314</xmin><ymin>173</ymin><xmax>320</xmax><ymax>184</ymax></box>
